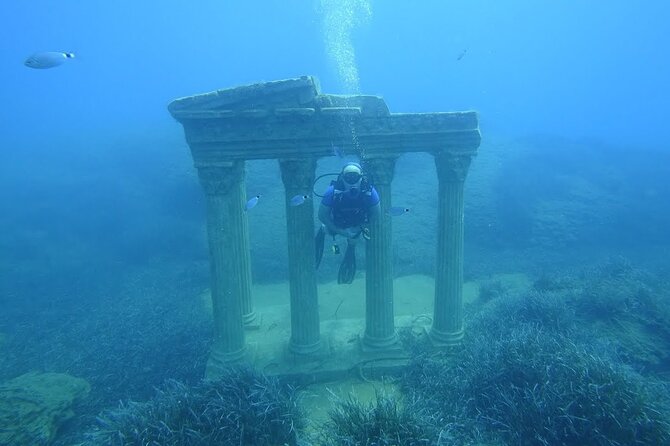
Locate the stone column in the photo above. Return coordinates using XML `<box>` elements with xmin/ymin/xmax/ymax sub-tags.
<box><xmin>279</xmin><ymin>158</ymin><xmax>321</xmax><ymax>355</ymax></box>
<box><xmin>198</xmin><ymin>162</ymin><xmax>251</xmax><ymax>375</ymax></box>
<box><xmin>430</xmin><ymin>153</ymin><xmax>472</xmax><ymax>346</ymax></box>
<box><xmin>236</xmin><ymin>177</ymin><xmax>257</xmax><ymax>326</ymax></box>
<box><xmin>362</xmin><ymin>156</ymin><xmax>399</xmax><ymax>350</ymax></box>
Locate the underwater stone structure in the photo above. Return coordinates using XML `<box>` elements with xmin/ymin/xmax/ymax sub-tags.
<box><xmin>168</xmin><ymin>76</ymin><xmax>480</xmax><ymax>377</ymax></box>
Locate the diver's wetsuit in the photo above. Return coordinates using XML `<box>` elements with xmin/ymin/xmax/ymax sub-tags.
<box><xmin>316</xmin><ymin>184</ymin><xmax>380</xmax><ymax>283</ymax></box>
<box><xmin>321</xmin><ymin>184</ymin><xmax>380</xmax><ymax>231</ymax></box>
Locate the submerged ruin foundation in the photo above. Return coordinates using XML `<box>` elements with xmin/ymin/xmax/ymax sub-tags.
<box><xmin>168</xmin><ymin>76</ymin><xmax>480</xmax><ymax>380</ymax></box>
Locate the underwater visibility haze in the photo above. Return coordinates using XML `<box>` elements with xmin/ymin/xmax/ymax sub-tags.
<box><xmin>1</xmin><ymin>1</ymin><xmax>670</xmax><ymax>445</ymax></box>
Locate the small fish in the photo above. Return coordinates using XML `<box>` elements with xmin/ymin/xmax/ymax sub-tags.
<box><xmin>290</xmin><ymin>194</ymin><xmax>309</xmax><ymax>207</ymax></box>
<box><xmin>331</xmin><ymin>142</ymin><xmax>344</xmax><ymax>158</ymax></box>
<box><xmin>245</xmin><ymin>194</ymin><xmax>261</xmax><ymax>211</ymax></box>
<box><xmin>25</xmin><ymin>52</ymin><xmax>75</xmax><ymax>69</ymax></box>
<box><xmin>456</xmin><ymin>49</ymin><xmax>467</xmax><ymax>61</ymax></box>
<box><xmin>388</xmin><ymin>207</ymin><xmax>410</xmax><ymax>217</ymax></box>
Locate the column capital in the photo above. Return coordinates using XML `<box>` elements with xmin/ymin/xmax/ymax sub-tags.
<box><xmin>434</xmin><ymin>153</ymin><xmax>472</xmax><ymax>183</ymax></box>
<box><xmin>197</xmin><ymin>162</ymin><xmax>245</xmax><ymax>196</ymax></box>
<box><xmin>279</xmin><ymin>158</ymin><xmax>317</xmax><ymax>189</ymax></box>
<box><xmin>363</xmin><ymin>156</ymin><xmax>398</xmax><ymax>185</ymax></box>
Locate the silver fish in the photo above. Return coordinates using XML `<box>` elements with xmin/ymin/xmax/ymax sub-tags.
<box><xmin>245</xmin><ymin>194</ymin><xmax>261</xmax><ymax>211</ymax></box>
<box><xmin>388</xmin><ymin>207</ymin><xmax>410</xmax><ymax>217</ymax></box>
<box><xmin>290</xmin><ymin>194</ymin><xmax>309</xmax><ymax>207</ymax></box>
<box><xmin>25</xmin><ymin>52</ymin><xmax>75</xmax><ymax>69</ymax></box>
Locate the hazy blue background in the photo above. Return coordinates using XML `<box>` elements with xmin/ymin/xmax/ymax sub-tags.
<box><xmin>1</xmin><ymin>0</ymin><xmax>668</xmax><ymax>146</ymax></box>
<box><xmin>2</xmin><ymin>0</ymin><xmax>668</xmax><ymax>272</ymax></box>
<box><xmin>2</xmin><ymin>0</ymin><xmax>669</xmax><ymax>312</ymax></box>
<box><xmin>1</xmin><ymin>1</ymin><xmax>670</xmax><ymax>435</ymax></box>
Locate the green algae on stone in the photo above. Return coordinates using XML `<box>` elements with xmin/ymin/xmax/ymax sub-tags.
<box><xmin>0</xmin><ymin>372</ymin><xmax>90</xmax><ymax>445</ymax></box>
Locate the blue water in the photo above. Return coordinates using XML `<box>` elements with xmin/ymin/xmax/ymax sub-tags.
<box><xmin>2</xmin><ymin>1</ymin><xmax>668</xmax><ymax>146</ymax></box>
<box><xmin>1</xmin><ymin>1</ymin><xmax>670</xmax><ymax>444</ymax></box>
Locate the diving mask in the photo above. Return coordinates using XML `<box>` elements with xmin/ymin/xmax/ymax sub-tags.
<box><xmin>342</xmin><ymin>163</ymin><xmax>363</xmax><ymax>187</ymax></box>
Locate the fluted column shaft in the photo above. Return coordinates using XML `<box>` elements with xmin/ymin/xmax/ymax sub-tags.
<box><xmin>236</xmin><ymin>178</ymin><xmax>257</xmax><ymax>325</ymax></box>
<box><xmin>279</xmin><ymin>158</ymin><xmax>321</xmax><ymax>354</ymax></box>
<box><xmin>198</xmin><ymin>162</ymin><xmax>250</xmax><ymax>374</ymax></box>
<box><xmin>430</xmin><ymin>154</ymin><xmax>472</xmax><ymax>346</ymax></box>
<box><xmin>363</xmin><ymin>156</ymin><xmax>399</xmax><ymax>350</ymax></box>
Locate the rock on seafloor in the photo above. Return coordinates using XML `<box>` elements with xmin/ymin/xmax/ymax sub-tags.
<box><xmin>0</xmin><ymin>372</ymin><xmax>90</xmax><ymax>445</ymax></box>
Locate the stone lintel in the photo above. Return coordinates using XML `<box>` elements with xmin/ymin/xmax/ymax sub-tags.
<box><xmin>187</xmin><ymin>130</ymin><xmax>480</xmax><ymax>164</ymax></box>
<box><xmin>171</xmin><ymin>90</ymin><xmax>389</xmax><ymax>121</ymax></box>
<box><xmin>182</xmin><ymin>111</ymin><xmax>478</xmax><ymax>143</ymax></box>
<box><xmin>316</xmin><ymin>94</ymin><xmax>390</xmax><ymax>116</ymax></box>
<box><xmin>168</xmin><ymin>76</ymin><xmax>320</xmax><ymax>116</ymax></box>
<box><xmin>240</xmin><ymin>109</ymin><xmax>269</xmax><ymax>118</ymax></box>
<box><xmin>320</xmin><ymin>107</ymin><xmax>362</xmax><ymax>116</ymax></box>
<box><xmin>179</xmin><ymin>111</ymin><xmax>479</xmax><ymax>162</ymax></box>
<box><xmin>176</xmin><ymin>110</ymin><xmax>236</xmax><ymax>119</ymax></box>
<box><xmin>193</xmin><ymin>160</ymin><xmax>235</xmax><ymax>168</ymax></box>
<box><xmin>275</xmin><ymin>107</ymin><xmax>316</xmax><ymax>117</ymax></box>
<box><xmin>169</xmin><ymin>107</ymin><xmax>319</xmax><ymax>120</ymax></box>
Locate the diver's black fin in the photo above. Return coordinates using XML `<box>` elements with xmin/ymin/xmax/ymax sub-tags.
<box><xmin>337</xmin><ymin>244</ymin><xmax>356</xmax><ymax>284</ymax></box>
<box><xmin>315</xmin><ymin>225</ymin><xmax>326</xmax><ymax>269</ymax></box>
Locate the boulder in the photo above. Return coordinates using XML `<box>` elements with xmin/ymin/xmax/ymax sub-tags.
<box><xmin>0</xmin><ymin>372</ymin><xmax>90</xmax><ymax>445</ymax></box>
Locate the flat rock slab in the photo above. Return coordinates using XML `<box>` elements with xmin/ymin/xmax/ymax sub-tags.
<box><xmin>0</xmin><ymin>372</ymin><xmax>90</xmax><ymax>445</ymax></box>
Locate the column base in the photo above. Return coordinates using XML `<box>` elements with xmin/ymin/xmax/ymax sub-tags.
<box><xmin>205</xmin><ymin>344</ymin><xmax>246</xmax><ymax>379</ymax></box>
<box><xmin>427</xmin><ymin>325</ymin><xmax>464</xmax><ymax>347</ymax></box>
<box><xmin>288</xmin><ymin>337</ymin><xmax>321</xmax><ymax>355</ymax></box>
<box><xmin>361</xmin><ymin>331</ymin><xmax>401</xmax><ymax>352</ymax></box>
<box><xmin>243</xmin><ymin>311</ymin><xmax>260</xmax><ymax>329</ymax></box>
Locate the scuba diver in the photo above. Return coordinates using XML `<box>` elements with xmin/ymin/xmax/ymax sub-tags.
<box><xmin>315</xmin><ymin>162</ymin><xmax>381</xmax><ymax>284</ymax></box>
